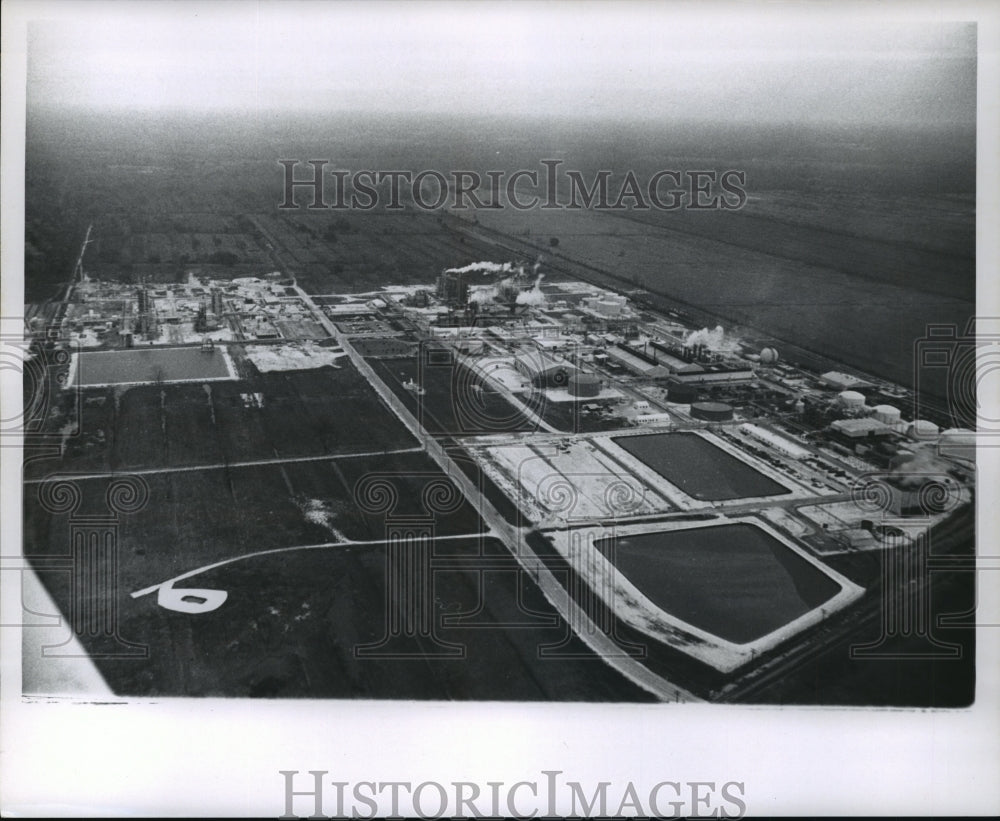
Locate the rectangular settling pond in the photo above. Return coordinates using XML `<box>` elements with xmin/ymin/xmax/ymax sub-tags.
<box><xmin>73</xmin><ymin>347</ymin><xmax>234</xmax><ymax>387</ymax></box>
<box><xmin>613</xmin><ymin>431</ymin><xmax>790</xmax><ymax>501</ymax></box>
<box><xmin>596</xmin><ymin>523</ymin><xmax>841</xmax><ymax>644</ymax></box>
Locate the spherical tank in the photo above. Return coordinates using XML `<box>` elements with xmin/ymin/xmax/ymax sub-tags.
<box><xmin>759</xmin><ymin>347</ymin><xmax>779</xmax><ymax>365</ymax></box>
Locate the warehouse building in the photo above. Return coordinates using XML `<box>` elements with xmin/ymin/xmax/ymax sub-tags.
<box><xmin>739</xmin><ymin>423</ymin><xmax>810</xmax><ymax>459</ymax></box>
<box><xmin>513</xmin><ymin>350</ymin><xmax>575</xmax><ymax>388</ymax></box>
<box><xmin>830</xmin><ymin>418</ymin><xmax>892</xmax><ymax>439</ymax></box>
<box><xmin>821</xmin><ymin>371</ymin><xmax>872</xmax><ymax>391</ymax></box>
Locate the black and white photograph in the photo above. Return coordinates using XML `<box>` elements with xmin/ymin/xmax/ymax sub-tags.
<box><xmin>2</xmin><ymin>0</ymin><xmax>998</xmax><ymax>816</ymax></box>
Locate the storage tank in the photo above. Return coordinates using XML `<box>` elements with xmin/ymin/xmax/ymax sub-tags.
<box><xmin>665</xmin><ymin>381</ymin><xmax>698</xmax><ymax>404</ymax></box>
<box><xmin>568</xmin><ymin>372</ymin><xmax>601</xmax><ymax>398</ymax></box>
<box><xmin>872</xmin><ymin>404</ymin><xmax>901</xmax><ymax>424</ymax></box>
<box><xmin>596</xmin><ymin>296</ymin><xmax>626</xmax><ymax>317</ymax></box>
<box><xmin>690</xmin><ymin>401</ymin><xmax>734</xmax><ymax>422</ymax></box>
<box><xmin>907</xmin><ymin>419</ymin><xmax>940</xmax><ymax>440</ymax></box>
<box><xmin>759</xmin><ymin>347</ymin><xmax>779</xmax><ymax>365</ymax></box>
<box><xmin>838</xmin><ymin>390</ymin><xmax>866</xmax><ymax>408</ymax></box>
<box><xmin>939</xmin><ymin>428</ymin><xmax>976</xmax><ymax>461</ymax></box>
<box><xmin>940</xmin><ymin>428</ymin><xmax>976</xmax><ymax>447</ymax></box>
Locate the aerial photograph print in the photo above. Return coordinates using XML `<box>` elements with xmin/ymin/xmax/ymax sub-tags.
<box><xmin>3</xmin><ymin>0</ymin><xmax>998</xmax><ymax>816</ymax></box>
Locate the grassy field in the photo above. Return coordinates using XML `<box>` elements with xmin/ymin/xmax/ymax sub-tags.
<box><xmin>27</xmin><ymin>359</ymin><xmax>417</xmax><ymax>479</ymax></box>
<box><xmin>368</xmin><ymin>353</ymin><xmax>543</xmax><ymax>436</ymax></box>
<box><xmin>25</xmin><ymin>449</ymin><xmax>487</xmax><ymax>575</ymax></box>
<box><xmin>62</xmin><ymin>538</ymin><xmax>656</xmax><ymax>699</ymax></box>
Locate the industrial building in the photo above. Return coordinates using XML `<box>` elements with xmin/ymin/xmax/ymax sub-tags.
<box><xmin>606</xmin><ymin>345</ymin><xmax>671</xmax><ymax>378</ymax></box>
<box><xmin>821</xmin><ymin>371</ymin><xmax>872</xmax><ymax>391</ymax></box>
<box><xmin>739</xmin><ymin>423</ymin><xmax>810</xmax><ymax>459</ymax></box>
<box><xmin>512</xmin><ymin>350</ymin><xmax>575</xmax><ymax>388</ymax></box>
<box><xmin>885</xmin><ymin>477</ymin><xmax>956</xmax><ymax>517</ymax></box>
<box><xmin>634</xmin><ymin>412</ymin><xmax>673</xmax><ymax>426</ymax></box>
<box><xmin>436</xmin><ymin>270</ymin><xmax>469</xmax><ymax>304</ymax></box>
<box><xmin>668</xmin><ymin>363</ymin><xmax>754</xmax><ymax>385</ymax></box>
<box><xmin>665</xmin><ymin>380</ymin><xmax>699</xmax><ymax>403</ymax></box>
<box><xmin>830</xmin><ymin>417</ymin><xmax>892</xmax><ymax>439</ymax></box>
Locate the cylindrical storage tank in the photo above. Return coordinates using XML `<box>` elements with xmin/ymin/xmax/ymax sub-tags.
<box><xmin>872</xmin><ymin>404</ymin><xmax>901</xmax><ymax>424</ymax></box>
<box><xmin>597</xmin><ymin>297</ymin><xmax>623</xmax><ymax>317</ymax></box>
<box><xmin>940</xmin><ymin>428</ymin><xmax>976</xmax><ymax>448</ymax></box>
<box><xmin>568</xmin><ymin>372</ymin><xmax>601</xmax><ymax>397</ymax></box>
<box><xmin>838</xmin><ymin>390</ymin><xmax>865</xmax><ymax>408</ymax></box>
<box><xmin>666</xmin><ymin>381</ymin><xmax>698</xmax><ymax>404</ymax></box>
<box><xmin>908</xmin><ymin>419</ymin><xmax>940</xmax><ymax>440</ymax></box>
<box><xmin>690</xmin><ymin>401</ymin><xmax>734</xmax><ymax>422</ymax></box>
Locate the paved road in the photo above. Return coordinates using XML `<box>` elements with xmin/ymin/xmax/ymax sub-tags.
<box><xmin>24</xmin><ymin>446</ymin><xmax>424</xmax><ymax>484</ymax></box>
<box><xmin>130</xmin><ymin>531</ymin><xmax>482</xmax><ymax>599</ymax></box>
<box><xmin>298</xmin><ymin>284</ymin><xmax>701</xmax><ymax>702</ymax></box>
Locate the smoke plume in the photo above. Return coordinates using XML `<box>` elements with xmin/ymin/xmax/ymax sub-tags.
<box><xmin>444</xmin><ymin>261</ymin><xmax>515</xmax><ymax>275</ymax></box>
<box><xmin>890</xmin><ymin>446</ymin><xmax>953</xmax><ymax>488</ymax></box>
<box><xmin>684</xmin><ymin>325</ymin><xmax>742</xmax><ymax>354</ymax></box>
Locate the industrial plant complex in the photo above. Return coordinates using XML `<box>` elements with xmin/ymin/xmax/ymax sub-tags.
<box><xmin>22</xmin><ymin>250</ymin><xmax>975</xmax><ymax>703</ymax></box>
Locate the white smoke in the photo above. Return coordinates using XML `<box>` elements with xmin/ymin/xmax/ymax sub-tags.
<box><xmin>444</xmin><ymin>261</ymin><xmax>515</xmax><ymax>275</ymax></box>
<box><xmin>468</xmin><ymin>286</ymin><xmax>497</xmax><ymax>305</ymax></box>
<box><xmin>515</xmin><ymin>270</ymin><xmax>546</xmax><ymax>306</ymax></box>
<box><xmin>460</xmin><ymin>260</ymin><xmax>546</xmax><ymax>307</ymax></box>
<box><xmin>684</xmin><ymin>325</ymin><xmax>742</xmax><ymax>354</ymax></box>
<box><xmin>891</xmin><ymin>446</ymin><xmax>954</xmax><ymax>488</ymax></box>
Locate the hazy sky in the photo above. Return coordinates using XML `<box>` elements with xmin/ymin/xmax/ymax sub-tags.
<box><xmin>25</xmin><ymin>1</ymin><xmax>976</xmax><ymax>125</ymax></box>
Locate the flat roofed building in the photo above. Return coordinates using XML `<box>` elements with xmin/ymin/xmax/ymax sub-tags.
<box><xmin>830</xmin><ymin>417</ymin><xmax>891</xmax><ymax>438</ymax></box>
<box><xmin>821</xmin><ymin>370</ymin><xmax>872</xmax><ymax>391</ymax></box>
<box><xmin>740</xmin><ymin>423</ymin><xmax>810</xmax><ymax>459</ymax></box>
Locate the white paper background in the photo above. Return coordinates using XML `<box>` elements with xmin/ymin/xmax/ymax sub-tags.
<box><xmin>2</xmin><ymin>1</ymin><xmax>998</xmax><ymax>816</ymax></box>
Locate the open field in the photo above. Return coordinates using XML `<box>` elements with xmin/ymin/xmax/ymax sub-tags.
<box><xmin>26</xmin><ymin>359</ymin><xmax>417</xmax><ymax>479</ymax></box>
<box><xmin>368</xmin><ymin>353</ymin><xmax>542</xmax><ymax>436</ymax></box>
<box><xmin>28</xmin><ymin>536</ymin><xmax>654</xmax><ymax>699</ymax></box>
<box><xmin>25</xmin><ymin>112</ymin><xmax>973</xmax><ymax>401</ymax></box>
<box><xmin>24</xmin><ymin>450</ymin><xmax>487</xmax><ymax>591</ymax></box>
